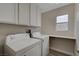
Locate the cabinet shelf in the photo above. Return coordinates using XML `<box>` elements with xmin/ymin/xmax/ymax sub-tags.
<box><xmin>50</xmin><ymin>47</ymin><xmax>74</xmax><ymax>56</ymax></box>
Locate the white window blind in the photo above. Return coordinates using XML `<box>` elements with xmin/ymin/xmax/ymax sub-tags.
<box><xmin>56</xmin><ymin>14</ymin><xmax>68</xmax><ymax>31</ymax></box>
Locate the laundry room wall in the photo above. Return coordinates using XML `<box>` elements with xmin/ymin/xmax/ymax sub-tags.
<box><xmin>41</xmin><ymin>4</ymin><xmax>75</xmax><ymax>37</ymax></box>
<box><xmin>74</xmin><ymin>3</ymin><xmax>79</xmax><ymax>56</ymax></box>
<box><xmin>41</xmin><ymin>4</ymin><xmax>76</xmax><ymax>55</ymax></box>
<box><xmin>0</xmin><ymin>23</ymin><xmax>40</xmax><ymax>55</ymax></box>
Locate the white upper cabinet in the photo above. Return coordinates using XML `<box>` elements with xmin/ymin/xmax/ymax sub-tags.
<box><xmin>0</xmin><ymin>3</ymin><xmax>18</xmax><ymax>24</ymax></box>
<box><xmin>30</xmin><ymin>4</ymin><xmax>41</xmax><ymax>27</ymax></box>
<box><xmin>30</xmin><ymin>4</ymin><xmax>37</xmax><ymax>26</ymax></box>
<box><xmin>19</xmin><ymin>3</ymin><xmax>30</xmax><ymax>25</ymax></box>
<box><xmin>36</xmin><ymin>6</ymin><xmax>41</xmax><ymax>27</ymax></box>
<box><xmin>19</xmin><ymin>3</ymin><xmax>41</xmax><ymax>26</ymax></box>
<box><xmin>0</xmin><ymin>3</ymin><xmax>41</xmax><ymax>26</ymax></box>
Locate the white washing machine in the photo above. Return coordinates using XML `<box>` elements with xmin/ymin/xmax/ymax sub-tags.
<box><xmin>32</xmin><ymin>32</ymin><xmax>49</xmax><ymax>56</ymax></box>
<box><xmin>4</xmin><ymin>33</ymin><xmax>41</xmax><ymax>56</ymax></box>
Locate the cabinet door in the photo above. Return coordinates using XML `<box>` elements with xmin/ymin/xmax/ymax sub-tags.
<box><xmin>19</xmin><ymin>3</ymin><xmax>30</xmax><ymax>25</ymax></box>
<box><xmin>36</xmin><ymin>6</ymin><xmax>41</xmax><ymax>27</ymax></box>
<box><xmin>0</xmin><ymin>3</ymin><xmax>18</xmax><ymax>24</ymax></box>
<box><xmin>30</xmin><ymin>4</ymin><xmax>41</xmax><ymax>27</ymax></box>
<box><xmin>30</xmin><ymin>4</ymin><xmax>37</xmax><ymax>26</ymax></box>
<box><xmin>23</xmin><ymin>45</ymin><xmax>41</xmax><ymax>56</ymax></box>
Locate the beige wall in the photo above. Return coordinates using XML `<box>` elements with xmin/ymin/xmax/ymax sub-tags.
<box><xmin>41</xmin><ymin>4</ymin><xmax>76</xmax><ymax>55</ymax></box>
<box><xmin>41</xmin><ymin>4</ymin><xmax>75</xmax><ymax>37</ymax></box>
<box><xmin>74</xmin><ymin>4</ymin><xmax>79</xmax><ymax>56</ymax></box>
<box><xmin>0</xmin><ymin>23</ymin><xmax>40</xmax><ymax>55</ymax></box>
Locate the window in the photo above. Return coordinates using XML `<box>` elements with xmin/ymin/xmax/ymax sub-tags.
<box><xmin>56</xmin><ymin>14</ymin><xmax>68</xmax><ymax>31</ymax></box>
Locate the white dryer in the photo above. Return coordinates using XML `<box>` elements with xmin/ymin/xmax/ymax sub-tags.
<box><xmin>32</xmin><ymin>32</ymin><xmax>49</xmax><ymax>56</ymax></box>
<box><xmin>4</xmin><ymin>33</ymin><xmax>41</xmax><ymax>56</ymax></box>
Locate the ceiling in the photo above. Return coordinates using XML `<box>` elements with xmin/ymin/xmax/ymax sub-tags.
<box><xmin>37</xmin><ymin>3</ymin><xmax>70</xmax><ymax>13</ymax></box>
